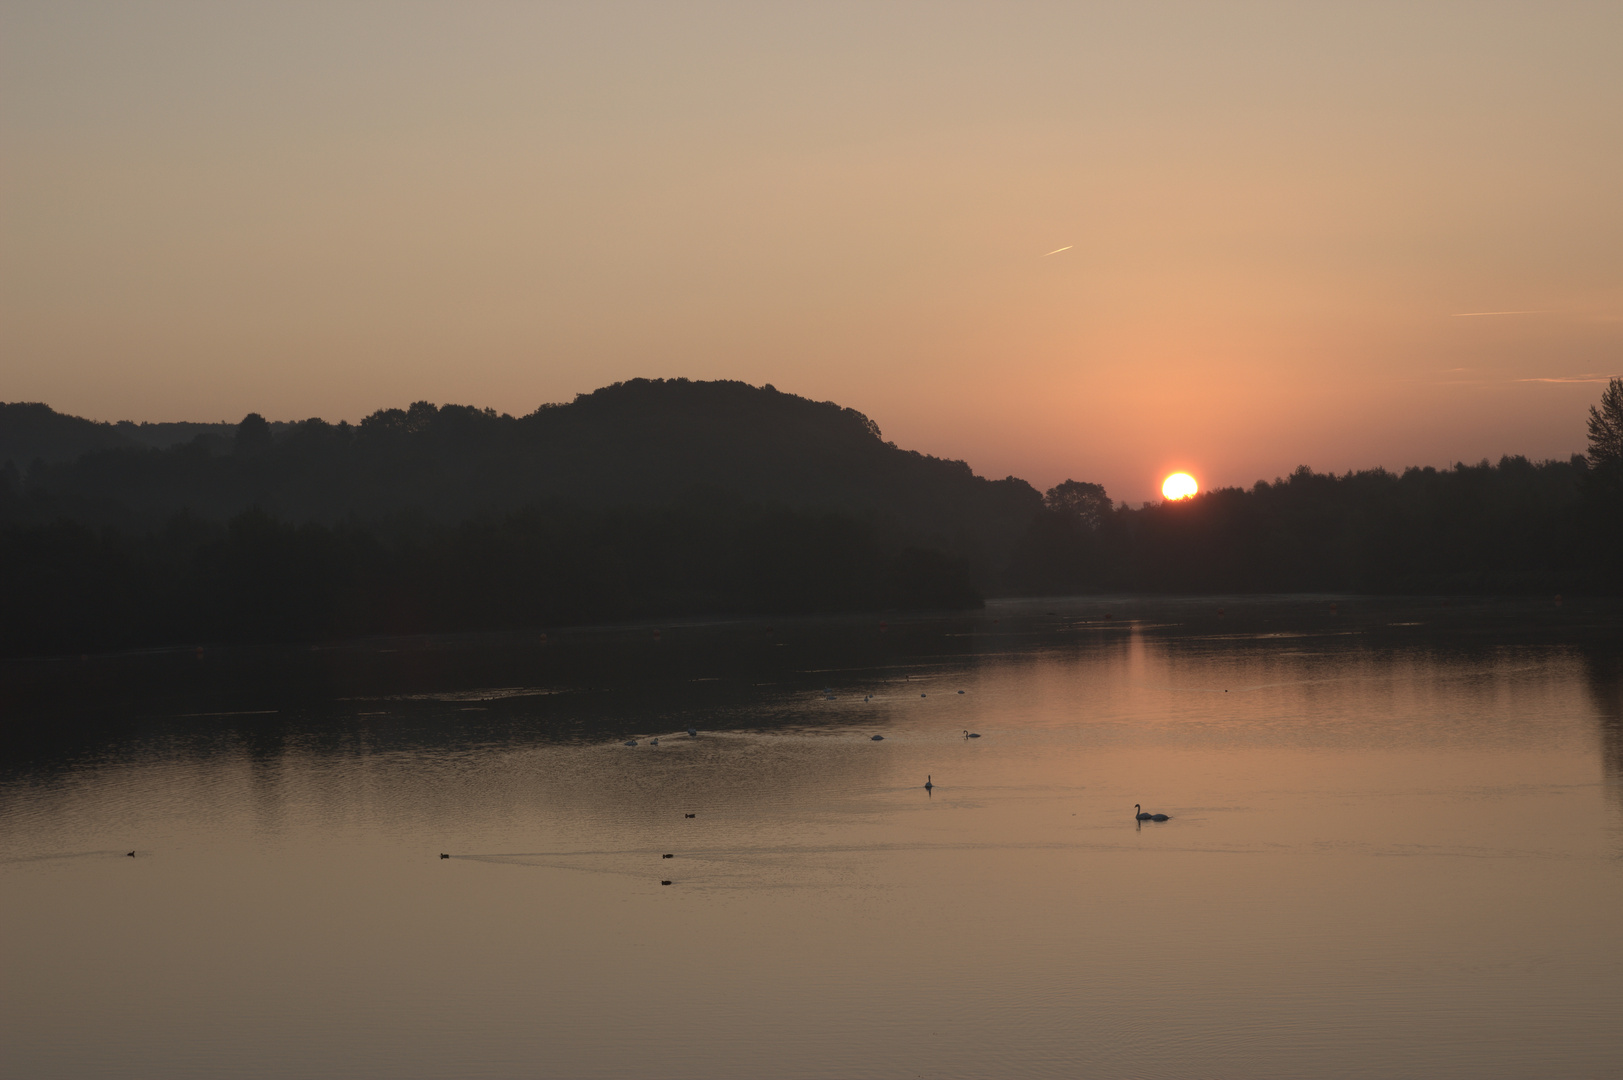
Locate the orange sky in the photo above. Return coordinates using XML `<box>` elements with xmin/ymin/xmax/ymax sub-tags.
<box><xmin>3</xmin><ymin>2</ymin><xmax>1619</xmax><ymax>503</ymax></box>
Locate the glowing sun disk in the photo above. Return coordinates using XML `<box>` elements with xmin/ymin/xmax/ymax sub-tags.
<box><xmin>1162</xmin><ymin>472</ymin><xmax>1198</xmax><ymax>500</ymax></box>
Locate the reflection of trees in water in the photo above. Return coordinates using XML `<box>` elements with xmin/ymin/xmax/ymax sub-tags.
<box><xmin>1582</xmin><ymin>647</ymin><xmax>1623</xmax><ymax>811</ymax></box>
<box><xmin>5</xmin><ymin>598</ymin><xmax>1619</xmax><ymax>802</ymax></box>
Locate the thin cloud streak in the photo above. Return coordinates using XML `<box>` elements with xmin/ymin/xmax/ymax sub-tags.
<box><xmin>1514</xmin><ymin>374</ymin><xmax>1620</xmax><ymax>383</ymax></box>
<box><xmin>1449</xmin><ymin>309</ymin><xmax>1551</xmax><ymax>317</ymax></box>
<box><xmin>1042</xmin><ymin>245</ymin><xmax>1073</xmax><ymax>257</ymax></box>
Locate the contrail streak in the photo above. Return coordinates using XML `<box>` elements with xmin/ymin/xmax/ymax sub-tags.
<box><xmin>1514</xmin><ymin>374</ymin><xmax>1619</xmax><ymax>383</ymax></box>
<box><xmin>1043</xmin><ymin>245</ymin><xmax>1073</xmax><ymax>256</ymax></box>
<box><xmin>1449</xmin><ymin>309</ymin><xmax>1549</xmax><ymax>317</ymax></box>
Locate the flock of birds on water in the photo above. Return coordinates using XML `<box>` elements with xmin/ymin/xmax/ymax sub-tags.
<box><xmin>438</xmin><ymin>684</ymin><xmax>1172</xmax><ymax>872</ymax></box>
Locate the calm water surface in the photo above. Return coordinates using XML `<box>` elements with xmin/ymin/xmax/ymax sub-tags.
<box><xmin>3</xmin><ymin>597</ymin><xmax>1620</xmax><ymax>1079</ymax></box>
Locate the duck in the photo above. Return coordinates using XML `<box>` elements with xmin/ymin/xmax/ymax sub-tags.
<box><xmin>440</xmin><ymin>853</ymin><xmax>449</xmax><ymax>859</ymax></box>
<box><xmin>685</xmin><ymin>813</ymin><xmax>696</xmax><ymax>818</ymax></box>
<box><xmin>624</xmin><ymin>740</ymin><xmax>638</xmax><ymax>747</ymax></box>
<box><xmin>1134</xmin><ymin>804</ymin><xmax>1170</xmax><ymax>822</ymax></box>
<box><xmin>963</xmin><ymin>730</ymin><xmax>981</xmax><ymax>739</ymax></box>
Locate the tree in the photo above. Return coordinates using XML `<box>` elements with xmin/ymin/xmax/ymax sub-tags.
<box><xmin>1043</xmin><ymin>479</ymin><xmax>1113</xmax><ymax>531</ymax></box>
<box><xmin>1587</xmin><ymin>377</ymin><xmax>1623</xmax><ymax>468</ymax></box>
<box><xmin>235</xmin><ymin>412</ymin><xmax>273</xmax><ymax>454</ymax></box>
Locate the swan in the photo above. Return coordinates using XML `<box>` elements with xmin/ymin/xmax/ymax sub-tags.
<box><xmin>1134</xmin><ymin>804</ymin><xmax>1170</xmax><ymax>822</ymax></box>
<box><xmin>924</xmin><ymin>775</ymin><xmax>933</xmax><ymax>790</ymax></box>
<box><xmin>650</xmin><ymin>738</ymin><xmax>659</xmax><ymax>746</ymax></box>
<box><xmin>685</xmin><ymin>813</ymin><xmax>696</xmax><ymax>818</ymax></box>
<box><xmin>687</xmin><ymin>727</ymin><xmax>697</xmax><ymax>737</ymax></box>
<box><xmin>963</xmin><ymin>730</ymin><xmax>981</xmax><ymax>738</ymax></box>
<box><xmin>624</xmin><ymin>740</ymin><xmax>638</xmax><ymax>747</ymax></box>
<box><xmin>440</xmin><ymin>853</ymin><xmax>449</xmax><ymax>859</ymax></box>
<box><xmin>871</xmin><ymin>734</ymin><xmax>885</xmax><ymax>741</ymax></box>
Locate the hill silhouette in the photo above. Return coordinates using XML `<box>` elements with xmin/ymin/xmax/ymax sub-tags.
<box><xmin>3</xmin><ymin>379</ymin><xmax>1040</xmax><ymax>569</ymax></box>
<box><xmin>2</xmin><ymin>376</ymin><xmax>1619</xmax><ymax>656</ymax></box>
<box><xmin>0</xmin><ymin>401</ymin><xmax>261</xmax><ymax>465</ymax></box>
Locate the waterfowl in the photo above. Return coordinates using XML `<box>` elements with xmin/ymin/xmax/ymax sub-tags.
<box><xmin>661</xmin><ymin>880</ymin><xmax>672</xmax><ymax>885</ymax></box>
<box><xmin>957</xmin><ymin>690</ymin><xmax>965</xmax><ymax>695</ymax></box>
<box><xmin>963</xmin><ymin>730</ymin><xmax>981</xmax><ymax>738</ymax></box>
<box><xmin>685</xmin><ymin>813</ymin><xmax>696</xmax><ymax>818</ymax></box>
<box><xmin>871</xmin><ymin>734</ymin><xmax>885</xmax><ymax>741</ymax></box>
<box><xmin>1134</xmin><ymin>804</ymin><xmax>1170</xmax><ymax>822</ymax></box>
<box><xmin>440</xmin><ymin>853</ymin><xmax>449</xmax><ymax>859</ymax></box>
<box><xmin>687</xmin><ymin>727</ymin><xmax>697</xmax><ymax>737</ymax></box>
<box><xmin>662</xmin><ymin>853</ymin><xmax>673</xmax><ymax>859</ymax></box>
<box><xmin>650</xmin><ymin>738</ymin><xmax>659</xmax><ymax>746</ymax></box>
<box><xmin>924</xmin><ymin>775</ymin><xmax>933</xmax><ymax>790</ymax></box>
<box><xmin>126</xmin><ymin>851</ymin><xmax>136</xmax><ymax>857</ymax></box>
<box><xmin>624</xmin><ymin>740</ymin><xmax>638</xmax><ymax>747</ymax></box>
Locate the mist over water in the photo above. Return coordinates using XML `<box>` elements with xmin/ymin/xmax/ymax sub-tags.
<box><xmin>3</xmin><ymin>597</ymin><xmax>1620</xmax><ymax>1079</ymax></box>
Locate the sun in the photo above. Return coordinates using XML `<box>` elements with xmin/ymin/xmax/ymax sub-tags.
<box><xmin>1162</xmin><ymin>472</ymin><xmax>1198</xmax><ymax>500</ymax></box>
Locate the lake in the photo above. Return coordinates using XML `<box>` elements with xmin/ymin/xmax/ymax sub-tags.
<box><xmin>3</xmin><ymin>596</ymin><xmax>1620</xmax><ymax>1079</ymax></box>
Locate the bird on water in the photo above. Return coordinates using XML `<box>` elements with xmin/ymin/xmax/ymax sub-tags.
<box><xmin>871</xmin><ymin>734</ymin><xmax>885</xmax><ymax>741</ymax></box>
<box><xmin>1134</xmin><ymin>804</ymin><xmax>1170</xmax><ymax>822</ymax></box>
<box><xmin>624</xmin><ymin>739</ymin><xmax>638</xmax><ymax>747</ymax></box>
<box><xmin>963</xmin><ymin>730</ymin><xmax>981</xmax><ymax>739</ymax></box>
<box><xmin>924</xmin><ymin>775</ymin><xmax>933</xmax><ymax>790</ymax></box>
<box><xmin>687</xmin><ymin>727</ymin><xmax>697</xmax><ymax>737</ymax></box>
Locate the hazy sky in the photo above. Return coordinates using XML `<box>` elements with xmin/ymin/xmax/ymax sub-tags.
<box><xmin>3</xmin><ymin>2</ymin><xmax>1619</xmax><ymax>503</ymax></box>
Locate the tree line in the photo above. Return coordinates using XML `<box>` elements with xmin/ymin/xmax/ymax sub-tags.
<box><xmin>2</xmin><ymin>377</ymin><xmax>1618</xmax><ymax>655</ymax></box>
<box><xmin>1010</xmin><ymin>378</ymin><xmax>1621</xmax><ymax>596</ymax></box>
<box><xmin>0</xmin><ymin>494</ymin><xmax>981</xmax><ymax>657</ymax></box>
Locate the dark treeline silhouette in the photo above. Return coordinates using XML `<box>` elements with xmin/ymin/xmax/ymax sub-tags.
<box><xmin>0</xmin><ymin>401</ymin><xmax>264</xmax><ymax>465</ymax></box>
<box><xmin>1</xmin><ymin>380</ymin><xmax>1039</xmax><ymax>566</ymax></box>
<box><xmin>0</xmin><ymin>494</ymin><xmax>980</xmax><ymax>656</ymax></box>
<box><xmin>3</xmin><ymin>377</ymin><xmax>1620</xmax><ymax>655</ymax></box>
<box><xmin>1010</xmin><ymin>454</ymin><xmax>1619</xmax><ymax>595</ymax></box>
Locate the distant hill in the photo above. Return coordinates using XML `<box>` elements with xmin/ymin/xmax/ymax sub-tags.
<box><xmin>5</xmin><ymin>377</ymin><xmax>1616</xmax><ymax>644</ymax></box>
<box><xmin>0</xmin><ymin>401</ymin><xmax>276</xmax><ymax>465</ymax></box>
<box><xmin>2</xmin><ymin>379</ymin><xmax>1042</xmax><ymax>575</ymax></box>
